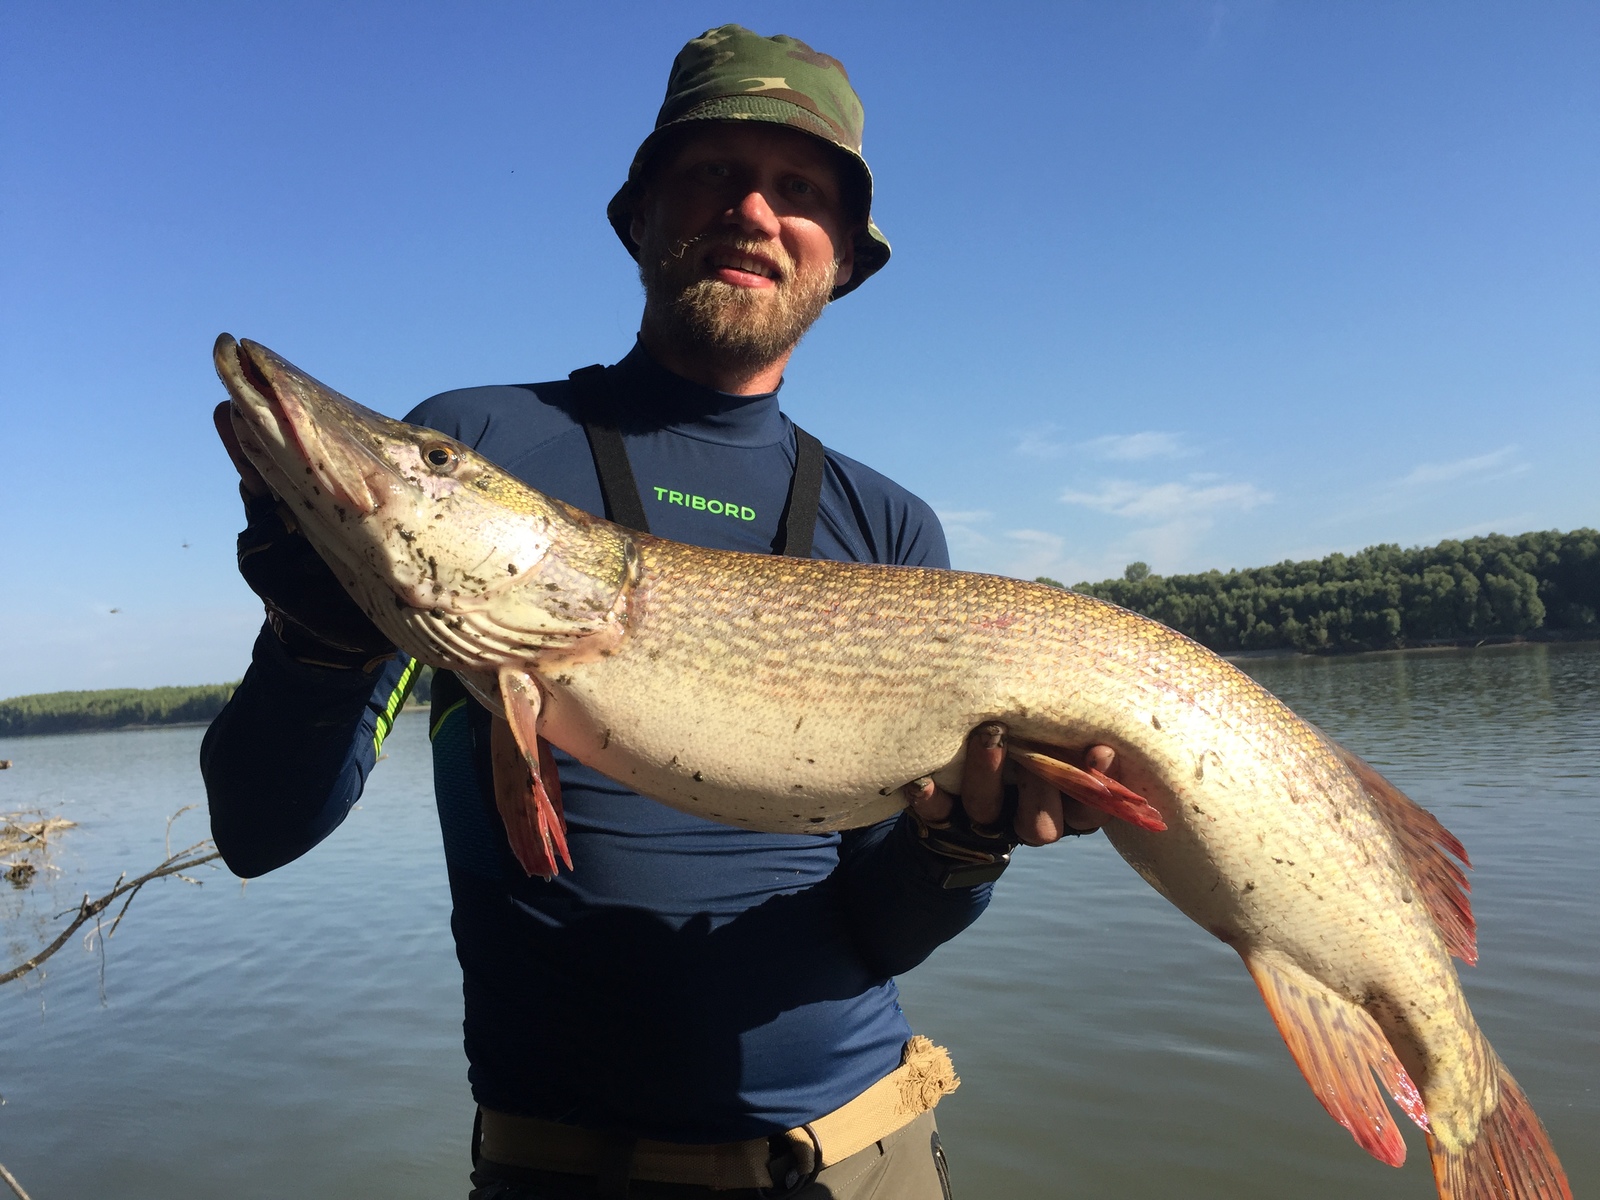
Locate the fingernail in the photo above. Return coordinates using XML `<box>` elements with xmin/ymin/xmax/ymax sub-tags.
<box><xmin>978</xmin><ymin>724</ymin><xmax>1005</xmax><ymax>749</ymax></box>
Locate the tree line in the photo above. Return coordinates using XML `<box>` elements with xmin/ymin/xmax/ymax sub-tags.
<box><xmin>0</xmin><ymin>683</ymin><xmax>238</xmax><ymax>737</ymax></box>
<box><xmin>0</xmin><ymin>669</ymin><xmax>436</xmax><ymax>739</ymax></box>
<box><xmin>1042</xmin><ymin>528</ymin><xmax>1599</xmax><ymax>655</ymax></box>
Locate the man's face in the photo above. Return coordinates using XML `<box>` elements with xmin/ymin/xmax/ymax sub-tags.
<box><xmin>630</xmin><ymin>123</ymin><xmax>859</xmax><ymax>375</ymax></box>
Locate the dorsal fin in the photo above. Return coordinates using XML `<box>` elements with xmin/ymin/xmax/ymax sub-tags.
<box><xmin>1332</xmin><ymin>743</ymin><xmax>1477</xmax><ymax>966</ymax></box>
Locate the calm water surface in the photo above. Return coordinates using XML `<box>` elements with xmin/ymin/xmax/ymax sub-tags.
<box><xmin>0</xmin><ymin>643</ymin><xmax>1595</xmax><ymax>1198</ymax></box>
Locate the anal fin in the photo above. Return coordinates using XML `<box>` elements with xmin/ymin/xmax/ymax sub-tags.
<box><xmin>1007</xmin><ymin>740</ymin><xmax>1167</xmax><ymax>831</ymax></box>
<box><xmin>1243</xmin><ymin>951</ymin><xmax>1426</xmax><ymax>1168</ymax></box>
<box><xmin>1332</xmin><ymin>744</ymin><xmax>1477</xmax><ymax>965</ymax></box>
<box><xmin>1429</xmin><ymin>1059</ymin><xmax>1571</xmax><ymax>1200</ymax></box>
<box><xmin>490</xmin><ymin>668</ymin><xmax>572</xmax><ymax>880</ymax></box>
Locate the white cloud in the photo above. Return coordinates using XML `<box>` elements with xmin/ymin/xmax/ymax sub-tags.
<box><xmin>1014</xmin><ymin>428</ymin><xmax>1070</xmax><ymax>459</ymax></box>
<box><xmin>1082</xmin><ymin>431</ymin><xmax>1192</xmax><ymax>462</ymax></box>
<box><xmin>1015</xmin><ymin>428</ymin><xmax>1193</xmax><ymax>463</ymax></box>
<box><xmin>1002</xmin><ymin>529</ymin><xmax>1069</xmax><ymax>579</ymax></box>
<box><xmin>1434</xmin><ymin>513</ymin><xmax>1539</xmax><ymax>541</ymax></box>
<box><xmin>931</xmin><ymin>508</ymin><xmax>997</xmax><ymax>561</ymax></box>
<box><xmin>1059</xmin><ymin>478</ymin><xmax>1272</xmax><ymax>521</ymax></box>
<box><xmin>1034</xmin><ymin>472</ymin><xmax>1275</xmax><ymax>579</ymax></box>
<box><xmin>1398</xmin><ymin>446</ymin><xmax>1525</xmax><ymax>487</ymax></box>
<box><xmin>938</xmin><ymin>464</ymin><xmax>1273</xmax><ymax>582</ymax></box>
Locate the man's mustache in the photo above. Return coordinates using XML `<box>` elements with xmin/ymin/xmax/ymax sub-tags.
<box><xmin>655</xmin><ymin>232</ymin><xmax>794</xmax><ymax>281</ymax></box>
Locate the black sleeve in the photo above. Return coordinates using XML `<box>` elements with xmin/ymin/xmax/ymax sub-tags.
<box><xmin>831</xmin><ymin>812</ymin><xmax>992</xmax><ymax>979</ymax></box>
<box><xmin>200</xmin><ymin>626</ymin><xmax>417</xmax><ymax>878</ymax></box>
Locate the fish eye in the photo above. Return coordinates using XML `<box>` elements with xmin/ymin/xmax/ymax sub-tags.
<box><xmin>422</xmin><ymin>442</ymin><xmax>459</xmax><ymax>473</ymax></box>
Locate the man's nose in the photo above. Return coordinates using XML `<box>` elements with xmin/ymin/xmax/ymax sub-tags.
<box><xmin>723</xmin><ymin>188</ymin><xmax>781</xmax><ymax>238</ymax></box>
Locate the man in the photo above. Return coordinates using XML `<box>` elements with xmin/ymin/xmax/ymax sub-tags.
<box><xmin>203</xmin><ymin>26</ymin><xmax>1110</xmax><ymax>1200</ymax></box>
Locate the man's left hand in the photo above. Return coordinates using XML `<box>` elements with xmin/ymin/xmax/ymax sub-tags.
<box><xmin>904</xmin><ymin>724</ymin><xmax>1112</xmax><ymax>846</ymax></box>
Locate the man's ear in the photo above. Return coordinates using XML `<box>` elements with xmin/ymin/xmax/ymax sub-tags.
<box><xmin>628</xmin><ymin>190</ymin><xmax>653</xmax><ymax>251</ymax></box>
<box><xmin>832</xmin><ymin>232</ymin><xmax>857</xmax><ymax>289</ymax></box>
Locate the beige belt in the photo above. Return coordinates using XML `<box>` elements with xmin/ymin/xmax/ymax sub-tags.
<box><xmin>478</xmin><ymin>1036</ymin><xmax>960</xmax><ymax>1190</ymax></box>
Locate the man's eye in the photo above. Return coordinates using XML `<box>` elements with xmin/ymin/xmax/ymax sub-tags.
<box><xmin>788</xmin><ymin>178</ymin><xmax>815</xmax><ymax>196</ymax></box>
<box><xmin>701</xmin><ymin>162</ymin><xmax>731</xmax><ymax>179</ymax></box>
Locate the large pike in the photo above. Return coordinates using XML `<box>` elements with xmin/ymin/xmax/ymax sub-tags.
<box><xmin>214</xmin><ymin>334</ymin><xmax>1568</xmax><ymax>1199</ymax></box>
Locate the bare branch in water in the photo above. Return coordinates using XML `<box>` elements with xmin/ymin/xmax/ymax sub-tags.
<box><xmin>0</xmin><ymin>1158</ymin><xmax>34</xmax><ymax>1200</ymax></box>
<box><xmin>0</xmin><ymin>840</ymin><xmax>220</xmax><ymax>987</ymax></box>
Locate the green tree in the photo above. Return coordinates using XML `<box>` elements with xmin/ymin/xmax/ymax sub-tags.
<box><xmin>1067</xmin><ymin>529</ymin><xmax>1598</xmax><ymax>654</ymax></box>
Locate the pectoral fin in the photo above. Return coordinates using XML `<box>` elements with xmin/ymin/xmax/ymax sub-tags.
<box><xmin>1243</xmin><ymin>950</ymin><xmax>1426</xmax><ymax>1168</ymax></box>
<box><xmin>1007</xmin><ymin>741</ymin><xmax>1167</xmax><ymax>831</ymax></box>
<box><xmin>490</xmin><ymin>668</ymin><xmax>572</xmax><ymax>880</ymax></box>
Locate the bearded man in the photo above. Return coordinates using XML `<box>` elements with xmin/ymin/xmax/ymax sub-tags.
<box><xmin>204</xmin><ymin>26</ymin><xmax>1110</xmax><ymax>1200</ymax></box>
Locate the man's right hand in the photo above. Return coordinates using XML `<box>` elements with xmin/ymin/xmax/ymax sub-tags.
<box><xmin>214</xmin><ymin>401</ymin><xmax>396</xmax><ymax>669</ymax></box>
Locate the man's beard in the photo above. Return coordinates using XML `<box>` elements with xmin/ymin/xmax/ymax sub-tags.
<box><xmin>638</xmin><ymin>231</ymin><xmax>837</xmax><ymax>376</ymax></box>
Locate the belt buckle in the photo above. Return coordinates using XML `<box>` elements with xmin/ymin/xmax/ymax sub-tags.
<box><xmin>762</xmin><ymin>1124</ymin><xmax>822</xmax><ymax>1198</ymax></box>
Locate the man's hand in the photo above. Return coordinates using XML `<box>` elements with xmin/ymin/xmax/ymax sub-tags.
<box><xmin>214</xmin><ymin>402</ymin><xmax>396</xmax><ymax>669</ymax></box>
<box><xmin>213</xmin><ymin>401</ymin><xmax>271</xmax><ymax>501</ymax></box>
<box><xmin>904</xmin><ymin>724</ymin><xmax>1112</xmax><ymax>845</ymax></box>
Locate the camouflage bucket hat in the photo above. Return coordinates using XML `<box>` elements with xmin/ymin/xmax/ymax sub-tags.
<box><xmin>606</xmin><ymin>25</ymin><xmax>890</xmax><ymax>299</ymax></box>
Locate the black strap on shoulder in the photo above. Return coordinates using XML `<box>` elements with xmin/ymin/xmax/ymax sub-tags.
<box><xmin>569</xmin><ymin>363</ymin><xmax>824</xmax><ymax>557</ymax></box>
<box><xmin>775</xmin><ymin>425</ymin><xmax>824</xmax><ymax>559</ymax></box>
<box><xmin>570</xmin><ymin>365</ymin><xmax>650</xmax><ymax>534</ymax></box>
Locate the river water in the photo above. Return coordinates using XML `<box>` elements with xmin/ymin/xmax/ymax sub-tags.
<box><xmin>0</xmin><ymin>643</ymin><xmax>1594</xmax><ymax>1198</ymax></box>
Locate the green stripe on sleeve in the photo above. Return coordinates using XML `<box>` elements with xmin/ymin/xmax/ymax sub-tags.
<box><xmin>372</xmin><ymin>657</ymin><xmax>420</xmax><ymax>759</ymax></box>
<box><xmin>429</xmin><ymin>698</ymin><xmax>467</xmax><ymax>742</ymax></box>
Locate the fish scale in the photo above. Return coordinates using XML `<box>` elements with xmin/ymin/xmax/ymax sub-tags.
<box><xmin>213</xmin><ymin>332</ymin><xmax>1569</xmax><ymax>1200</ymax></box>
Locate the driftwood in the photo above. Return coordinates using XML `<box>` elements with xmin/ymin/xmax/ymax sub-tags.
<box><xmin>2</xmin><ymin>812</ymin><xmax>77</xmax><ymax>888</ymax></box>
<box><xmin>0</xmin><ymin>808</ymin><xmax>220</xmax><ymax>987</ymax></box>
<box><xmin>0</xmin><ymin>1160</ymin><xmax>32</xmax><ymax>1200</ymax></box>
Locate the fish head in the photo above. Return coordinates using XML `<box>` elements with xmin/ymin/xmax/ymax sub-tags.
<box><xmin>214</xmin><ymin>334</ymin><xmax>636</xmax><ymax>669</ymax></box>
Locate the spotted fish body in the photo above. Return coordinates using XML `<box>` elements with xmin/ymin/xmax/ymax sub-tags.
<box><xmin>215</xmin><ymin>334</ymin><xmax>1568</xmax><ymax>1200</ymax></box>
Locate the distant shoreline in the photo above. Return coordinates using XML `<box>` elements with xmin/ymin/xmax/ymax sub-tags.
<box><xmin>0</xmin><ymin>710</ymin><xmax>433</xmax><ymax>743</ymax></box>
<box><xmin>0</xmin><ymin>675</ymin><xmax>433</xmax><ymax>741</ymax></box>
<box><xmin>1225</xmin><ymin>629</ymin><xmax>1600</xmax><ymax>662</ymax></box>
<box><xmin>0</xmin><ymin>682</ymin><xmax>238</xmax><ymax>740</ymax></box>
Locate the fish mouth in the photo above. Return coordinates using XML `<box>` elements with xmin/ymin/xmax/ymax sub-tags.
<box><xmin>213</xmin><ymin>333</ymin><xmax>381</xmax><ymax>516</ymax></box>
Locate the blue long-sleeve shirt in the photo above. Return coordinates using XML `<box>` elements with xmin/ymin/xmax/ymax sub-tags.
<box><xmin>201</xmin><ymin>343</ymin><xmax>991</xmax><ymax>1141</ymax></box>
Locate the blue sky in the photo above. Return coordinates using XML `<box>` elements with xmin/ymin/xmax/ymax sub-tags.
<box><xmin>3</xmin><ymin>2</ymin><xmax>1596</xmax><ymax>696</ymax></box>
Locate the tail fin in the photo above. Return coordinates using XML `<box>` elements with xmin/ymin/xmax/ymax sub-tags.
<box><xmin>1430</xmin><ymin>1061</ymin><xmax>1571</xmax><ymax>1200</ymax></box>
